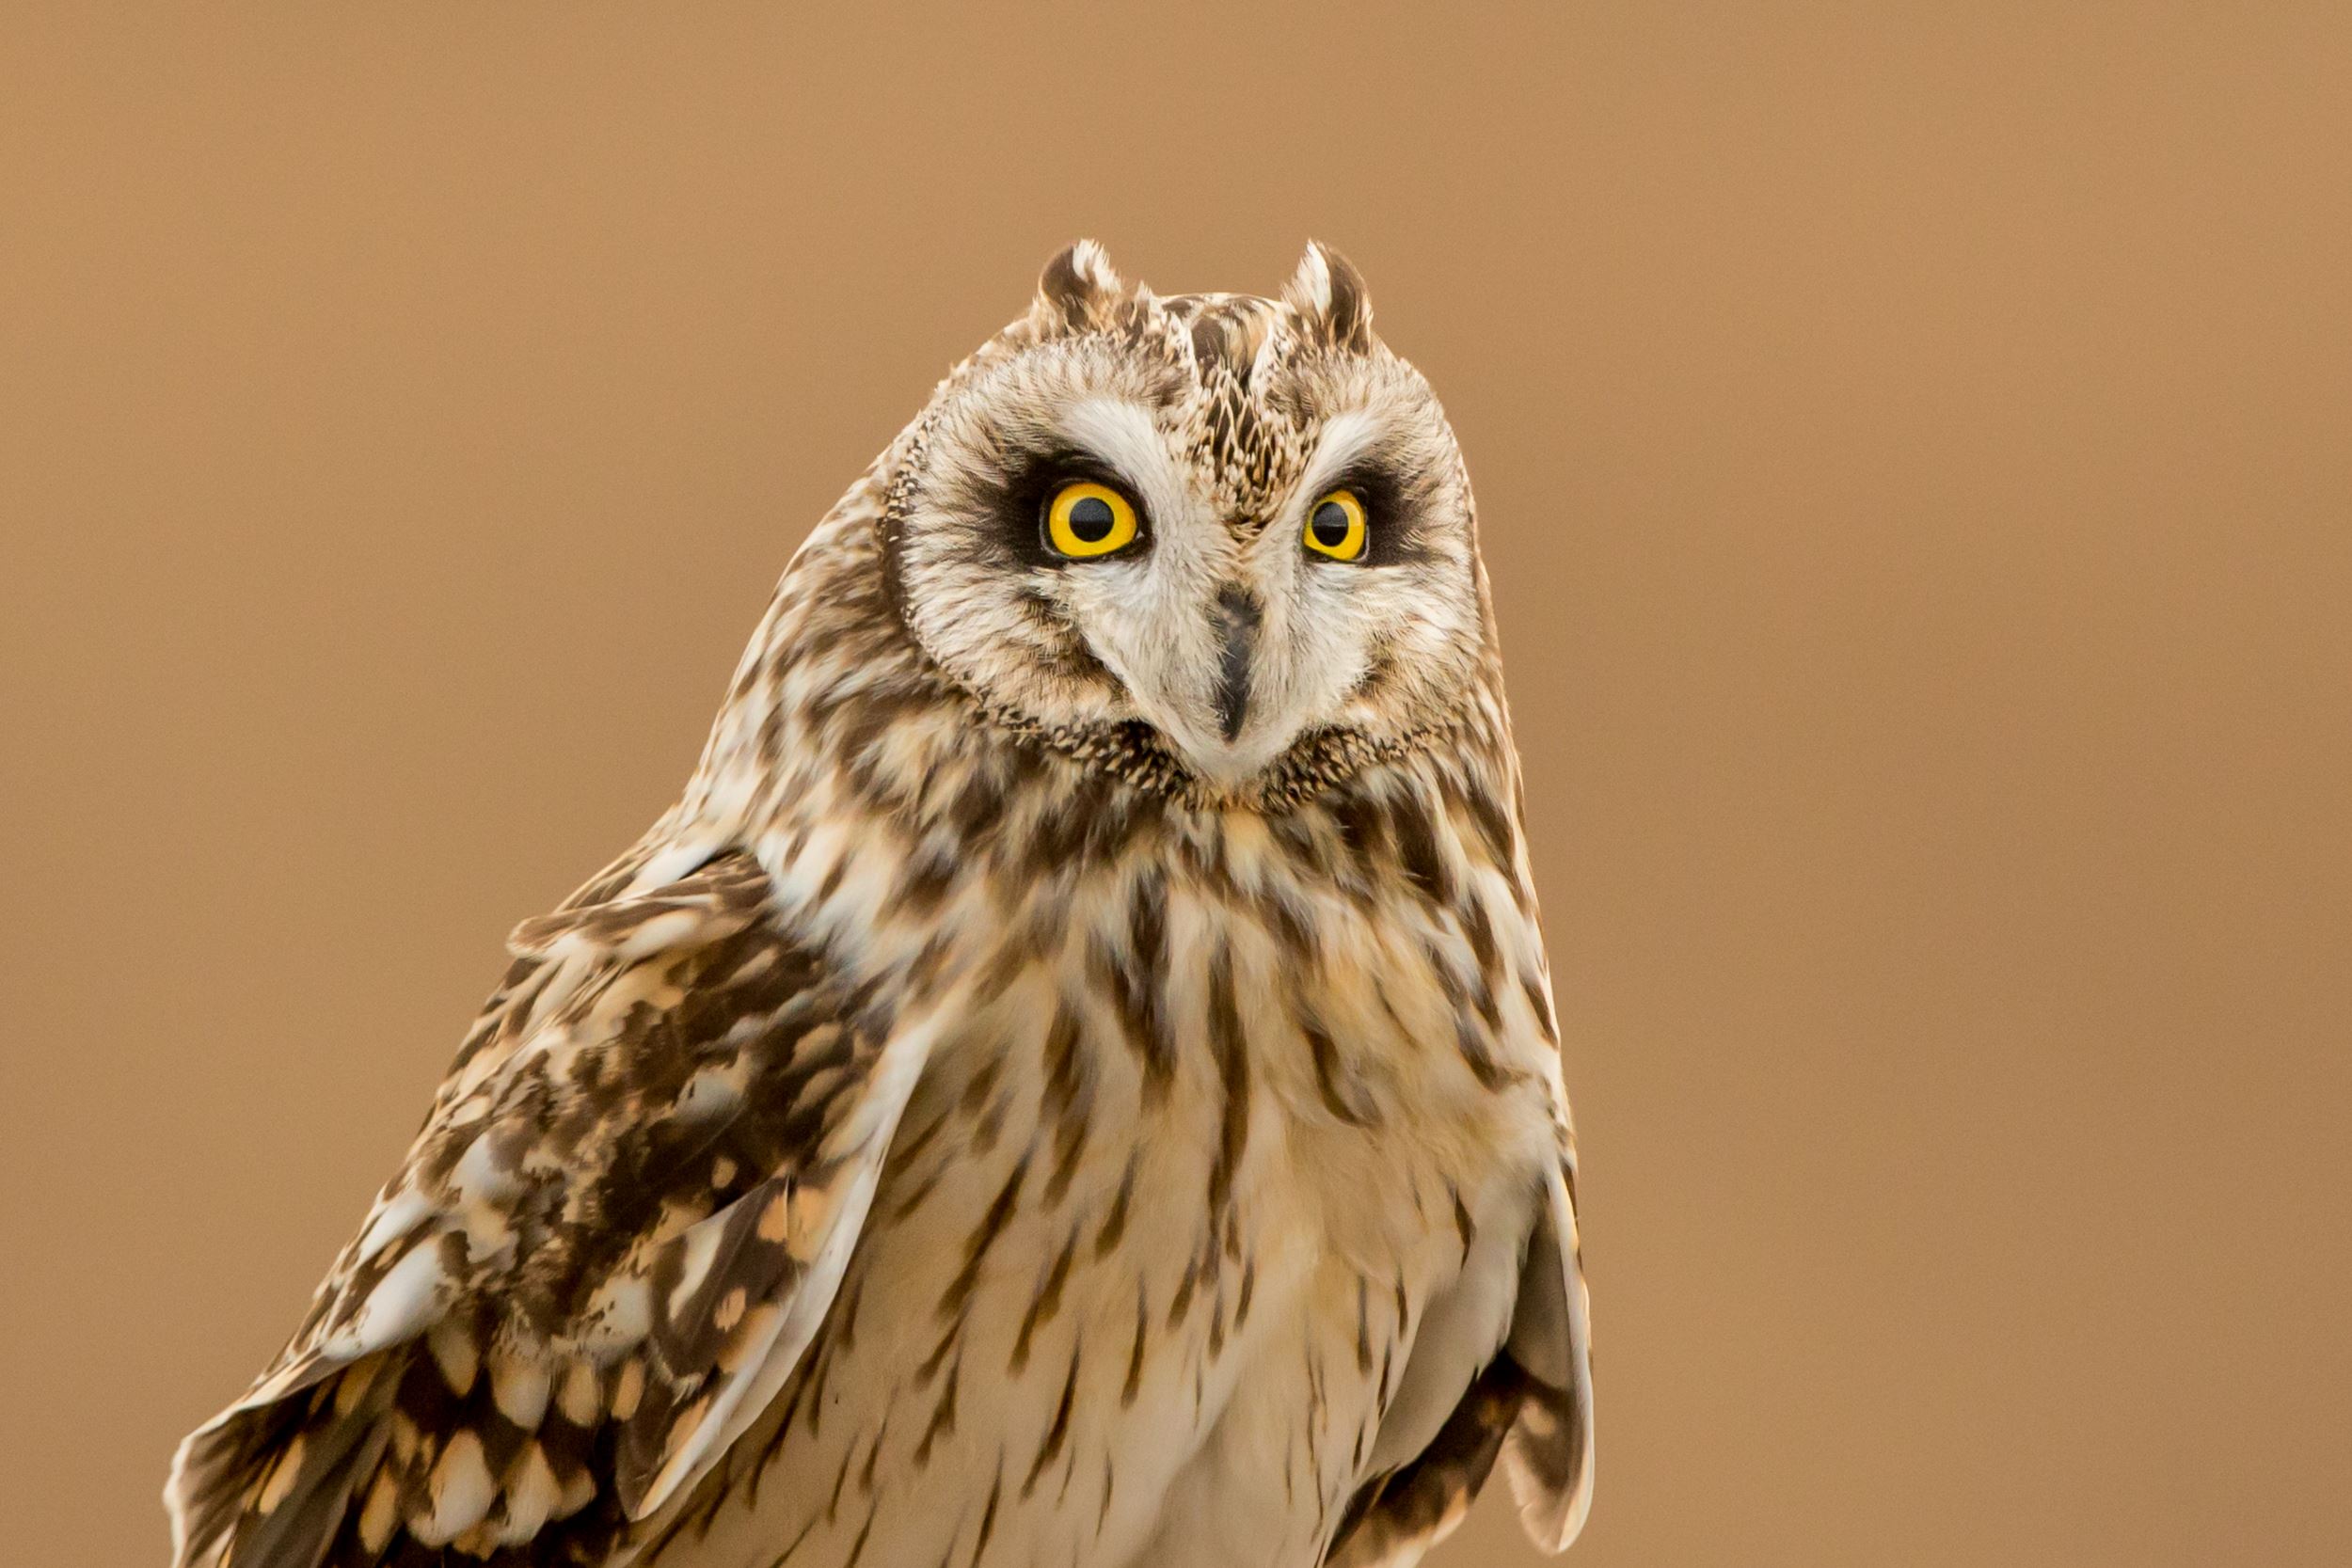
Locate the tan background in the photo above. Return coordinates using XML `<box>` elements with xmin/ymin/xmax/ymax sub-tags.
<box><xmin>4</xmin><ymin>5</ymin><xmax>2347</xmax><ymax>1564</ymax></box>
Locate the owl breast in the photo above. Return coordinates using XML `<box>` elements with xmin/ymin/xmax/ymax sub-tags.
<box><xmin>636</xmin><ymin>808</ymin><xmax>1563</xmax><ymax>1568</ymax></box>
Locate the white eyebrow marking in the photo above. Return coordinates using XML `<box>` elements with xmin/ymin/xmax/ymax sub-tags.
<box><xmin>1058</xmin><ymin>396</ymin><xmax>1190</xmax><ymax>531</ymax></box>
<box><xmin>1293</xmin><ymin>407</ymin><xmax>1384</xmax><ymax>511</ymax></box>
<box><xmin>1060</xmin><ymin>398</ymin><xmax>1170</xmax><ymax>488</ymax></box>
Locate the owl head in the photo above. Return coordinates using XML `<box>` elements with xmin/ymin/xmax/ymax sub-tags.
<box><xmin>882</xmin><ymin>242</ymin><xmax>1493</xmax><ymax>801</ymax></box>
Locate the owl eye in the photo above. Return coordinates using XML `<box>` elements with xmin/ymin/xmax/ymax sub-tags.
<box><xmin>1303</xmin><ymin>488</ymin><xmax>1368</xmax><ymax>562</ymax></box>
<box><xmin>1043</xmin><ymin>481</ymin><xmax>1140</xmax><ymax>559</ymax></box>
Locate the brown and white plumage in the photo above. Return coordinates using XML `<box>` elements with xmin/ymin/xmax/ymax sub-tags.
<box><xmin>168</xmin><ymin>242</ymin><xmax>1593</xmax><ymax>1568</ymax></box>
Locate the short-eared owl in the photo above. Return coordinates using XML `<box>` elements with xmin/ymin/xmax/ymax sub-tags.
<box><xmin>168</xmin><ymin>242</ymin><xmax>1593</xmax><ymax>1568</ymax></box>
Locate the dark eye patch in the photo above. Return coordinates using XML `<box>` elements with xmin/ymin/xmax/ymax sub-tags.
<box><xmin>977</xmin><ymin>443</ymin><xmax>1151</xmax><ymax>570</ymax></box>
<box><xmin>1316</xmin><ymin>460</ymin><xmax>1435</xmax><ymax>566</ymax></box>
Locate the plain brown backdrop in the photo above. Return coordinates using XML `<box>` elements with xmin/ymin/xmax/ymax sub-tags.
<box><xmin>4</xmin><ymin>5</ymin><xmax>2346</xmax><ymax>1564</ymax></box>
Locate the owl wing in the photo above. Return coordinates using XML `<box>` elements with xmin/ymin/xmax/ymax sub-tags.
<box><xmin>167</xmin><ymin>848</ymin><xmax>931</xmax><ymax>1568</ymax></box>
<box><xmin>1325</xmin><ymin>1147</ymin><xmax>1596</xmax><ymax>1567</ymax></box>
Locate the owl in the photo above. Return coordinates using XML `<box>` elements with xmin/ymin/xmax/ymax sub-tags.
<box><xmin>166</xmin><ymin>242</ymin><xmax>1593</xmax><ymax>1568</ymax></box>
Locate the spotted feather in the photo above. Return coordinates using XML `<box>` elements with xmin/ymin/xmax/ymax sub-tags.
<box><xmin>167</xmin><ymin>852</ymin><xmax>931</xmax><ymax>1567</ymax></box>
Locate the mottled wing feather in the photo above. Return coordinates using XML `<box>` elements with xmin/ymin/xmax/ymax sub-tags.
<box><xmin>1499</xmin><ymin>1153</ymin><xmax>1596</xmax><ymax>1549</ymax></box>
<box><xmin>167</xmin><ymin>850</ymin><xmax>926</xmax><ymax>1568</ymax></box>
<box><xmin>1325</xmin><ymin>1148</ymin><xmax>1595</xmax><ymax>1566</ymax></box>
<box><xmin>1322</xmin><ymin>1358</ymin><xmax>1524</xmax><ymax>1568</ymax></box>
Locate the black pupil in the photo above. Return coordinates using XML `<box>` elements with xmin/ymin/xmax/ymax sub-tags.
<box><xmin>1311</xmin><ymin>499</ymin><xmax>1354</xmax><ymax>548</ymax></box>
<box><xmin>1067</xmin><ymin>495</ymin><xmax>1116</xmax><ymax>544</ymax></box>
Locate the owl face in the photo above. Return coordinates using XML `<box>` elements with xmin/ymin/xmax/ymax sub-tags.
<box><xmin>886</xmin><ymin>243</ymin><xmax>1488</xmax><ymax>796</ymax></box>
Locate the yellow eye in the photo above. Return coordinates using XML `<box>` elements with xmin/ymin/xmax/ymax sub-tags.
<box><xmin>1303</xmin><ymin>488</ymin><xmax>1368</xmax><ymax>561</ymax></box>
<box><xmin>1044</xmin><ymin>481</ymin><xmax>1140</xmax><ymax>559</ymax></box>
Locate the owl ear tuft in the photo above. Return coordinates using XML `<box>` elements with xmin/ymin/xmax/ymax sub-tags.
<box><xmin>1035</xmin><ymin>240</ymin><xmax>1138</xmax><ymax>335</ymax></box>
<box><xmin>1283</xmin><ymin>241</ymin><xmax>1376</xmax><ymax>353</ymax></box>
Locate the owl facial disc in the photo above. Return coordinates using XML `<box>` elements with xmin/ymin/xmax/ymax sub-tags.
<box><xmin>886</xmin><ymin>242</ymin><xmax>1489</xmax><ymax>800</ymax></box>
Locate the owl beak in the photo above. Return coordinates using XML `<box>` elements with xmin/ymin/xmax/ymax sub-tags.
<box><xmin>1211</xmin><ymin>585</ymin><xmax>1260</xmax><ymax>745</ymax></box>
